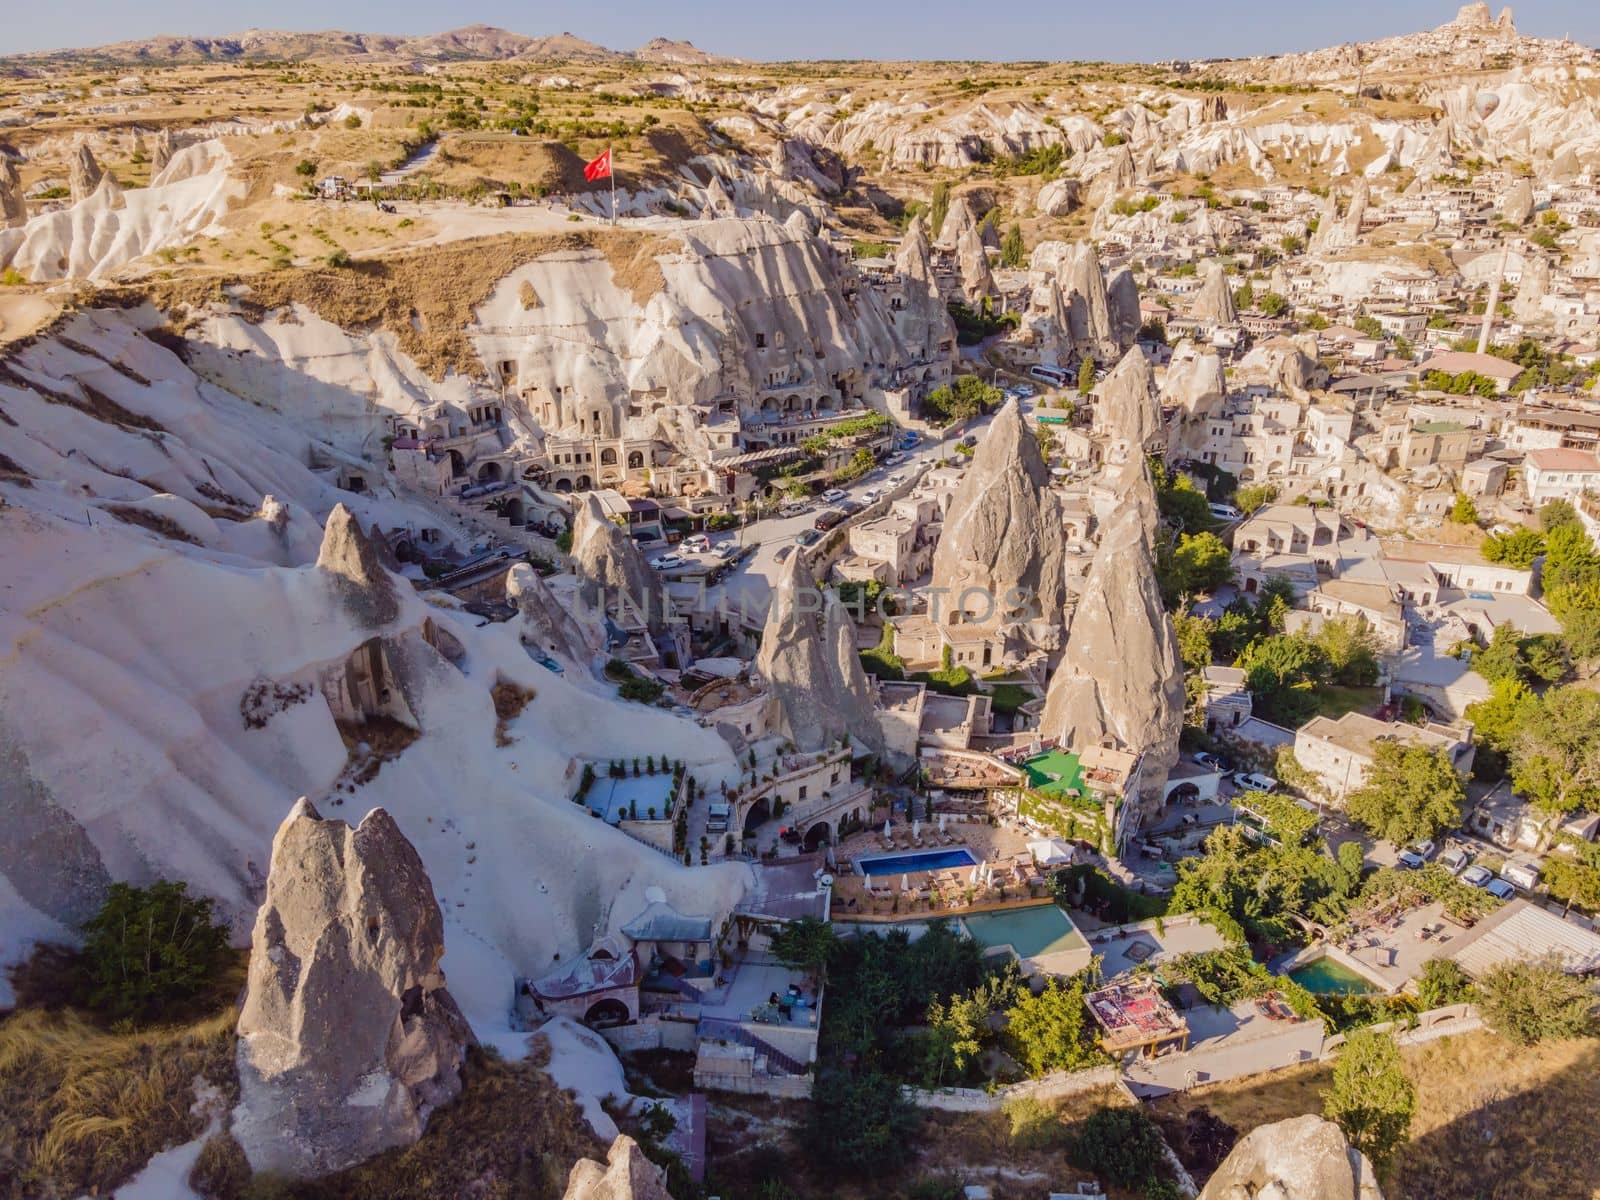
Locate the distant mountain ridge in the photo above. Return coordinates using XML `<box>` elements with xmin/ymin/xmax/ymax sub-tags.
<box><xmin>4</xmin><ymin>24</ymin><xmax>735</xmax><ymax>66</ymax></box>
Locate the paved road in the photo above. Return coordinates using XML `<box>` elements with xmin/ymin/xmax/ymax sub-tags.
<box><xmin>707</xmin><ymin>417</ymin><xmax>994</xmax><ymax>622</ymax></box>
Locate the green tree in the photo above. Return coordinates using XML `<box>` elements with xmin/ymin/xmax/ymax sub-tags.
<box><xmin>1475</xmin><ymin>954</ymin><xmax>1598</xmax><ymax>1045</ymax></box>
<box><xmin>1481</xmin><ymin>527</ymin><xmax>1544</xmax><ymax>568</ymax></box>
<box><xmin>1322</xmin><ymin>1030</ymin><xmax>1415</xmax><ymax>1169</ymax></box>
<box><xmin>1416</xmin><ymin>958</ymin><xmax>1473</xmax><ymax>1008</ymax></box>
<box><xmin>1542</xmin><ymin>842</ymin><xmax>1600</xmax><ymax>914</ymax></box>
<box><xmin>1510</xmin><ymin>686</ymin><xmax>1600</xmax><ymax>814</ymax></box>
<box><xmin>78</xmin><ymin>881</ymin><xmax>232</xmax><ymax>1021</ymax></box>
<box><xmin>1471</xmin><ymin>622</ymin><xmax>1534</xmax><ymax>686</ymax></box>
<box><xmin>768</xmin><ymin>916</ymin><xmax>839</xmax><ymax>985</ymax></box>
<box><xmin>1078</xmin><ymin>356</ymin><xmax>1095</xmax><ymax>395</ymax></box>
<box><xmin>804</xmin><ymin>1068</ymin><xmax>920</xmax><ymax>1174</ymax></box>
<box><xmin>929</xmin><ymin>181</ymin><xmax>951</xmax><ymax>240</ymax></box>
<box><xmin>1234</xmin><ymin>278</ymin><xmax>1255</xmax><ymax>310</ymax></box>
<box><xmin>1071</xmin><ymin>1106</ymin><xmax>1168</xmax><ymax>1190</ymax></box>
<box><xmin>1345</xmin><ymin>743</ymin><xmax>1464</xmax><ymax>846</ymax></box>
<box><xmin>1235</xmin><ymin>483</ymin><xmax>1278</xmax><ymax>514</ymax></box>
<box><xmin>1313</xmin><ymin>615</ymin><xmax>1381</xmax><ymax>687</ymax></box>
<box><xmin>1236</xmin><ymin>633</ymin><xmax>1326</xmax><ymax>725</ymax></box>
<box><xmin>1001</xmin><ymin>223</ymin><xmax>1026</xmax><ymax>268</ymax></box>
<box><xmin>1464</xmin><ymin>676</ymin><xmax>1537</xmax><ymax>780</ymax></box>
<box><xmin>294</xmin><ymin>158</ymin><xmax>317</xmax><ymax>178</ymax></box>
<box><xmin>1449</xmin><ymin>492</ymin><xmax>1480</xmax><ymax>526</ymax></box>
<box><xmin>1539</xmin><ymin>499</ymin><xmax>1581</xmax><ymax>533</ymax></box>
<box><xmin>922</xmin><ymin>992</ymin><xmax>988</xmax><ymax>1086</ymax></box>
<box><xmin>1354</xmin><ymin>314</ymin><xmax>1385</xmax><ymax>339</ymax></box>
<box><xmin>1004</xmin><ymin>976</ymin><xmax>1101</xmax><ymax>1077</ymax></box>
<box><xmin>1259</xmin><ymin>292</ymin><xmax>1289</xmax><ymax>317</ymax></box>
<box><xmin>1172</xmin><ymin>531</ymin><xmax>1235</xmax><ymax>595</ymax></box>
<box><xmin>924</xmin><ymin>374</ymin><xmax>1003</xmax><ymax>425</ymax></box>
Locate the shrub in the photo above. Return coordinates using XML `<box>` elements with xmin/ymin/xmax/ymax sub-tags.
<box><xmin>1475</xmin><ymin>954</ymin><xmax>1598</xmax><ymax>1045</ymax></box>
<box><xmin>1321</xmin><ymin>1029</ymin><xmax>1414</xmax><ymax>1168</ymax></box>
<box><xmin>78</xmin><ymin>881</ymin><xmax>232</xmax><ymax>1021</ymax></box>
<box><xmin>1071</xmin><ymin>1106</ymin><xmax>1167</xmax><ymax>1189</ymax></box>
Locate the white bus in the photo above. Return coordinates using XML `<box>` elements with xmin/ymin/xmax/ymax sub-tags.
<box><xmin>1029</xmin><ymin>364</ymin><xmax>1070</xmax><ymax>387</ymax></box>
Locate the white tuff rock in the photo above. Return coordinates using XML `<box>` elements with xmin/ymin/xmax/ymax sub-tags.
<box><xmin>564</xmin><ymin>1135</ymin><xmax>674</xmax><ymax>1199</ymax></box>
<box><xmin>233</xmin><ymin>798</ymin><xmax>475</xmax><ymax>1178</ymax></box>
<box><xmin>571</xmin><ymin>493</ymin><xmax>666</xmax><ymax>632</ymax></box>
<box><xmin>1191</xmin><ymin>262</ymin><xmax>1237</xmax><ymax>327</ymax></box>
<box><xmin>1200</xmin><ymin>1114</ymin><xmax>1384</xmax><ymax>1200</ymax></box>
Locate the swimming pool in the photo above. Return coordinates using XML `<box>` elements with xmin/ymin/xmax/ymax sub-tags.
<box><xmin>855</xmin><ymin>848</ymin><xmax>978</xmax><ymax>877</ymax></box>
<box><xmin>1288</xmin><ymin>956</ymin><xmax>1376</xmax><ymax>995</ymax></box>
<box><xmin>962</xmin><ymin>905</ymin><xmax>1087</xmax><ymax>959</ymax></box>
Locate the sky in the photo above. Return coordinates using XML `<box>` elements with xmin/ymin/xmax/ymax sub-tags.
<box><xmin>4</xmin><ymin>0</ymin><xmax>1598</xmax><ymax>60</ymax></box>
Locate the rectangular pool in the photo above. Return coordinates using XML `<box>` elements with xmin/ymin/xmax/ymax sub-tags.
<box><xmin>1288</xmin><ymin>956</ymin><xmax>1376</xmax><ymax>995</ymax></box>
<box><xmin>856</xmin><ymin>848</ymin><xmax>978</xmax><ymax>877</ymax></box>
<box><xmin>962</xmin><ymin>905</ymin><xmax>1087</xmax><ymax>959</ymax></box>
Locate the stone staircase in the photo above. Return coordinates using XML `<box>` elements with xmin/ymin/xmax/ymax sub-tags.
<box><xmin>696</xmin><ymin>1018</ymin><xmax>808</xmax><ymax>1077</ymax></box>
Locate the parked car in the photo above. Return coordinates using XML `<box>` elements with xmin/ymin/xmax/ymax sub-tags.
<box><xmin>837</xmin><ymin>500</ymin><xmax>864</xmax><ymax>517</ymax></box>
<box><xmin>713</xmin><ymin>542</ymin><xmax>740</xmax><ymax>561</ymax></box>
<box><xmin>861</xmin><ymin>488</ymin><xmax>883</xmax><ymax>503</ymax></box>
<box><xmin>1232</xmin><ymin>771</ymin><xmax>1278</xmax><ymax>793</ymax></box>
<box><xmin>820</xmin><ymin>488</ymin><xmax>847</xmax><ymax>503</ymax></box>
<box><xmin>650</xmin><ymin>554</ymin><xmax>685</xmax><ymax>570</ymax></box>
<box><xmin>1192</xmin><ymin>751</ymin><xmax>1224</xmax><ymax>771</ymax></box>
<box><xmin>774</xmin><ymin>545</ymin><xmax>795</xmax><ymax>562</ymax></box>
<box><xmin>1208</xmin><ymin>502</ymin><xmax>1243</xmax><ymax>522</ymax></box>
<box><xmin>681</xmin><ymin>534</ymin><xmax>711</xmax><ymax>553</ymax></box>
<box><xmin>1013</xmin><ymin>382</ymin><xmax>1036</xmax><ymax>398</ymax></box>
<box><xmin>1461</xmin><ymin>865</ymin><xmax>1494</xmax><ymax>889</ymax></box>
<box><xmin>813</xmin><ymin>509</ymin><xmax>847</xmax><ymax>532</ymax></box>
<box><xmin>1438</xmin><ymin>846</ymin><xmax>1472</xmax><ymax>875</ymax></box>
<box><xmin>795</xmin><ymin>528</ymin><xmax>820</xmax><ymax>546</ymax></box>
<box><xmin>1485</xmin><ymin>878</ymin><xmax>1518</xmax><ymax>901</ymax></box>
<box><xmin>1397</xmin><ymin>840</ymin><xmax>1436</xmax><ymax>870</ymax></box>
<box><xmin>884</xmin><ymin>452</ymin><xmax>906</xmax><ymax>466</ymax></box>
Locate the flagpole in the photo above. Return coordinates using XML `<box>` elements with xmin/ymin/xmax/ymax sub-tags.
<box><xmin>609</xmin><ymin>145</ymin><xmax>616</xmax><ymax>227</ymax></box>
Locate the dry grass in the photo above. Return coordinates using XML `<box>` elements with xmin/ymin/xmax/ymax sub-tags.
<box><xmin>134</xmin><ymin>229</ymin><xmax>674</xmax><ymax>380</ymax></box>
<box><xmin>1150</xmin><ymin>1031</ymin><xmax>1600</xmax><ymax>1200</ymax></box>
<box><xmin>104</xmin><ymin>504</ymin><xmax>202</xmax><ymax>544</ymax></box>
<box><xmin>0</xmin><ymin>1006</ymin><xmax>238</xmax><ymax>1200</ymax></box>
<box><xmin>491</xmin><ymin>678</ymin><xmax>536</xmax><ymax>746</ymax></box>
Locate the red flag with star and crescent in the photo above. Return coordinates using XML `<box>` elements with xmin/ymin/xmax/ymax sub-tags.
<box><xmin>583</xmin><ymin>149</ymin><xmax>612</xmax><ymax>182</ymax></box>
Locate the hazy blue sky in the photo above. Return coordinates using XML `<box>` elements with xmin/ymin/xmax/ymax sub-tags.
<box><xmin>4</xmin><ymin>1</ymin><xmax>1597</xmax><ymax>60</ymax></box>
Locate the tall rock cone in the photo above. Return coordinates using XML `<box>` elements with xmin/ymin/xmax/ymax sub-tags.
<box><xmin>1106</xmin><ymin>266</ymin><xmax>1141</xmax><ymax>350</ymax></box>
<box><xmin>564</xmin><ymin>1135</ymin><xmax>674</xmax><ymax>1200</ymax></box>
<box><xmin>1200</xmin><ymin>1114</ymin><xmax>1384</xmax><ymax>1200</ymax></box>
<box><xmin>507</xmin><ymin>561</ymin><xmax>599</xmax><ymax>663</ymax></box>
<box><xmin>1094</xmin><ymin>344</ymin><xmax>1162</xmax><ymax>462</ymax></box>
<box><xmin>756</xmin><ymin>552</ymin><xmax>886</xmax><ymax>757</ymax></box>
<box><xmin>956</xmin><ymin>220</ymin><xmax>997</xmax><ymax>305</ymax></box>
<box><xmin>1039</xmin><ymin>473</ymin><xmax>1183</xmax><ymax>807</ymax></box>
<box><xmin>1162</xmin><ymin>340</ymin><xmax>1228</xmax><ymax>459</ymax></box>
<box><xmin>0</xmin><ymin>158</ymin><xmax>26</xmax><ymax>228</ymax></box>
<box><xmin>1065</xmin><ymin>241</ymin><xmax>1114</xmax><ymax>356</ymax></box>
<box><xmin>1191</xmin><ymin>262</ymin><xmax>1237</xmax><ymax>327</ymax></box>
<box><xmin>233</xmin><ymin>798</ymin><xmax>475</xmax><ymax>1178</ymax></box>
<box><xmin>893</xmin><ymin>216</ymin><xmax>957</xmax><ymax>362</ymax></box>
<box><xmin>937</xmin><ymin>193</ymin><xmax>978</xmax><ymax>251</ymax></box>
<box><xmin>151</xmin><ymin>129</ymin><xmax>176</xmax><ymax>173</ymax></box>
<box><xmin>316</xmin><ymin>503</ymin><xmax>401</xmax><ymax>627</ymax></box>
<box><xmin>68</xmin><ymin>141</ymin><xmax>104</xmax><ymax>204</ymax></box>
<box><xmin>930</xmin><ymin>398</ymin><xmax>1066</xmax><ymax>647</ymax></box>
<box><xmin>1512</xmin><ymin>252</ymin><xmax>1550</xmax><ymax>324</ymax></box>
<box><xmin>1502</xmin><ymin>177</ymin><xmax>1534</xmax><ymax>225</ymax></box>
<box><xmin>572</xmin><ymin>493</ymin><xmax>666</xmax><ymax>632</ymax></box>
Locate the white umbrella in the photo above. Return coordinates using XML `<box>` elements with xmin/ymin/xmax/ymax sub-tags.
<box><xmin>969</xmin><ymin>864</ymin><xmax>980</xmax><ymax>884</ymax></box>
<box><xmin>912</xmin><ymin>819</ymin><xmax>920</xmax><ymax>841</ymax></box>
<box><xmin>901</xmin><ymin>873</ymin><xmax>910</xmax><ymax>893</ymax></box>
<box><xmin>939</xmin><ymin>813</ymin><xmax>948</xmax><ymax>834</ymax></box>
<box><xmin>884</xmin><ymin>819</ymin><xmax>891</xmax><ymax>839</ymax></box>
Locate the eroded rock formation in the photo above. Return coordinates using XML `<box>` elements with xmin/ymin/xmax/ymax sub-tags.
<box><xmin>0</xmin><ymin>159</ymin><xmax>26</xmax><ymax>228</ymax></box>
<box><xmin>1199</xmin><ymin>1115</ymin><xmax>1384</xmax><ymax>1200</ymax></box>
<box><xmin>571</xmin><ymin>493</ymin><xmax>666</xmax><ymax>632</ymax></box>
<box><xmin>1191</xmin><ymin>262</ymin><xmax>1237</xmax><ymax>327</ymax></box>
<box><xmin>1095</xmin><ymin>344</ymin><xmax>1162</xmax><ymax>460</ymax></box>
<box><xmin>930</xmin><ymin>398</ymin><xmax>1066</xmax><ymax>647</ymax></box>
<box><xmin>756</xmin><ymin>552</ymin><xmax>886</xmax><ymax>757</ymax></box>
<box><xmin>1040</xmin><ymin>463</ymin><xmax>1183</xmax><ymax>805</ymax></box>
<box><xmin>233</xmin><ymin>798</ymin><xmax>475</xmax><ymax>1178</ymax></box>
<box><xmin>1502</xmin><ymin>177</ymin><xmax>1534</xmax><ymax>225</ymax></box>
<box><xmin>956</xmin><ymin>220</ymin><xmax>997</xmax><ymax>304</ymax></box>
<box><xmin>68</xmin><ymin>142</ymin><xmax>104</xmax><ymax>203</ymax></box>
<box><xmin>892</xmin><ymin>216</ymin><xmax>957</xmax><ymax>361</ymax></box>
<box><xmin>507</xmin><ymin>561</ymin><xmax>599</xmax><ymax>663</ymax></box>
<box><xmin>1106</xmin><ymin>267</ymin><xmax>1141</xmax><ymax>349</ymax></box>
<box><xmin>564</xmin><ymin>1135</ymin><xmax>674</xmax><ymax>1200</ymax></box>
<box><xmin>316</xmin><ymin>503</ymin><xmax>401</xmax><ymax>627</ymax></box>
<box><xmin>1065</xmin><ymin>240</ymin><xmax>1114</xmax><ymax>357</ymax></box>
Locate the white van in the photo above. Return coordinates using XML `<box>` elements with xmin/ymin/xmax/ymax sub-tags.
<box><xmin>1501</xmin><ymin>858</ymin><xmax>1541</xmax><ymax>891</ymax></box>
<box><xmin>1233</xmin><ymin>772</ymin><xmax>1278</xmax><ymax>793</ymax></box>
<box><xmin>1208</xmin><ymin>502</ymin><xmax>1242</xmax><ymax>521</ymax></box>
<box><xmin>1030</xmin><ymin>364</ymin><xmax>1070</xmax><ymax>387</ymax></box>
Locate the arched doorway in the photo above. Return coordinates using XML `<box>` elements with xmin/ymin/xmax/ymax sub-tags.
<box><xmin>628</xmin><ymin>451</ymin><xmax>645</xmax><ymax>470</ymax></box>
<box><xmin>601</xmin><ymin>447</ymin><xmax>619</xmax><ymax>466</ymax></box>
<box><xmin>743</xmin><ymin>796</ymin><xmax>771</xmax><ymax>837</ymax></box>
<box><xmin>583</xmin><ymin>997</ymin><xmax>631</xmax><ymax>1028</ymax></box>
<box><xmin>447</xmin><ymin>449</ymin><xmax>466</xmax><ymax>478</ymax></box>
<box><xmin>574</xmin><ymin>474</ymin><xmax>592</xmax><ymax>491</ymax></box>
<box><xmin>477</xmin><ymin>460</ymin><xmax>504</xmax><ymax>484</ymax></box>
<box><xmin>503</xmin><ymin>497</ymin><xmax>526</xmax><ymax>525</ymax></box>
<box><xmin>802</xmin><ymin>822</ymin><xmax>832</xmax><ymax>851</ymax></box>
<box><xmin>554</xmin><ymin>478</ymin><xmax>573</xmax><ymax>493</ymax></box>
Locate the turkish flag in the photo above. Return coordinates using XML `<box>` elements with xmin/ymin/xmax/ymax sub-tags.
<box><xmin>583</xmin><ymin>149</ymin><xmax>612</xmax><ymax>182</ymax></box>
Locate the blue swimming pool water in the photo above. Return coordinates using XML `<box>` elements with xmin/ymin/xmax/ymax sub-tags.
<box><xmin>857</xmin><ymin>848</ymin><xmax>978</xmax><ymax>876</ymax></box>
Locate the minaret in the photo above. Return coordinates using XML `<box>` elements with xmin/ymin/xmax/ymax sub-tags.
<box><xmin>1477</xmin><ymin>243</ymin><xmax>1511</xmax><ymax>355</ymax></box>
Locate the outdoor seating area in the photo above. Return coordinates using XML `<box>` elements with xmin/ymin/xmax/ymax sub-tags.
<box><xmin>1086</xmin><ymin>977</ymin><xmax>1190</xmax><ymax>1058</ymax></box>
<box><xmin>830</xmin><ymin>817</ymin><xmax>1046</xmax><ymax>916</ymax></box>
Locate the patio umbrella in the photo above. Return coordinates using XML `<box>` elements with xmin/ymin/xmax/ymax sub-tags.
<box><xmin>939</xmin><ymin>813</ymin><xmax>948</xmax><ymax>834</ymax></box>
<box><xmin>969</xmin><ymin>864</ymin><xmax>980</xmax><ymax>884</ymax></box>
<box><xmin>883</xmin><ymin>819</ymin><xmax>891</xmax><ymax>839</ymax></box>
<box><xmin>912</xmin><ymin>819</ymin><xmax>920</xmax><ymax>841</ymax></box>
<box><xmin>901</xmin><ymin>874</ymin><xmax>910</xmax><ymax>893</ymax></box>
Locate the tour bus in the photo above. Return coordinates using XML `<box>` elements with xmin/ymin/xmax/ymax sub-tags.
<box><xmin>1029</xmin><ymin>364</ymin><xmax>1070</xmax><ymax>388</ymax></box>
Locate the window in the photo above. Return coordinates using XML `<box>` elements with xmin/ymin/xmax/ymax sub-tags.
<box><xmin>798</xmin><ymin>785</ymin><xmax>808</xmax><ymax>800</ymax></box>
